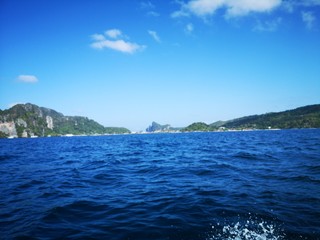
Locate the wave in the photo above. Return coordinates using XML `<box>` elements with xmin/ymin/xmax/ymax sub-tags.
<box><xmin>232</xmin><ymin>151</ymin><xmax>279</xmax><ymax>162</ymax></box>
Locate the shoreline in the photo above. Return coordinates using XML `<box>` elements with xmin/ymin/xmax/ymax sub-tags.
<box><xmin>4</xmin><ymin>127</ymin><xmax>320</xmax><ymax>139</ymax></box>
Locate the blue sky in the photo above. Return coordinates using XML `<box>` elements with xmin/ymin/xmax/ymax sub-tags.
<box><xmin>1</xmin><ymin>0</ymin><xmax>319</xmax><ymax>131</ymax></box>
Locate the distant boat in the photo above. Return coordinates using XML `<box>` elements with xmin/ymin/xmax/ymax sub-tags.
<box><xmin>64</xmin><ymin>134</ymin><xmax>74</xmax><ymax>137</ymax></box>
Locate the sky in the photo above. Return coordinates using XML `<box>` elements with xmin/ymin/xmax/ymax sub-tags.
<box><xmin>0</xmin><ymin>0</ymin><xmax>320</xmax><ymax>131</ymax></box>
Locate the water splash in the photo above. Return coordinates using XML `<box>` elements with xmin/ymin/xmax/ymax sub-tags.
<box><xmin>208</xmin><ymin>217</ymin><xmax>285</xmax><ymax>240</ymax></box>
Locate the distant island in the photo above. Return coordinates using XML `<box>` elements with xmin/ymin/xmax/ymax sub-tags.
<box><xmin>145</xmin><ymin>104</ymin><xmax>320</xmax><ymax>133</ymax></box>
<box><xmin>1</xmin><ymin>103</ymin><xmax>319</xmax><ymax>138</ymax></box>
<box><xmin>0</xmin><ymin>103</ymin><xmax>130</xmax><ymax>138</ymax></box>
<box><xmin>182</xmin><ymin>104</ymin><xmax>320</xmax><ymax>132</ymax></box>
<box><xmin>146</xmin><ymin>122</ymin><xmax>181</xmax><ymax>133</ymax></box>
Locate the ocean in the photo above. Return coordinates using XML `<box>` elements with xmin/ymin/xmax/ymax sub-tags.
<box><xmin>0</xmin><ymin>129</ymin><xmax>319</xmax><ymax>239</ymax></box>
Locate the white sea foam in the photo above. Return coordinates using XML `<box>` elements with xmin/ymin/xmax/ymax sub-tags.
<box><xmin>208</xmin><ymin>218</ymin><xmax>284</xmax><ymax>240</ymax></box>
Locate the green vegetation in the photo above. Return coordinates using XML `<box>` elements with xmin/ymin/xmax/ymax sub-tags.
<box><xmin>182</xmin><ymin>122</ymin><xmax>216</xmax><ymax>132</ymax></box>
<box><xmin>0</xmin><ymin>131</ymin><xmax>8</xmax><ymax>138</ymax></box>
<box><xmin>223</xmin><ymin>104</ymin><xmax>320</xmax><ymax>129</ymax></box>
<box><xmin>52</xmin><ymin>116</ymin><xmax>107</xmax><ymax>135</ymax></box>
<box><xmin>182</xmin><ymin>104</ymin><xmax>320</xmax><ymax>132</ymax></box>
<box><xmin>105</xmin><ymin>127</ymin><xmax>131</xmax><ymax>134</ymax></box>
<box><xmin>210</xmin><ymin>121</ymin><xmax>228</xmax><ymax>128</ymax></box>
<box><xmin>0</xmin><ymin>103</ymin><xmax>131</xmax><ymax>138</ymax></box>
<box><xmin>1</xmin><ymin>103</ymin><xmax>319</xmax><ymax>137</ymax></box>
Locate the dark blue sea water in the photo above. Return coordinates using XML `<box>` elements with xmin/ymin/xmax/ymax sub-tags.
<box><xmin>0</xmin><ymin>129</ymin><xmax>319</xmax><ymax>240</ymax></box>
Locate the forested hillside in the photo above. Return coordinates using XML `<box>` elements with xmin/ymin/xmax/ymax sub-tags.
<box><xmin>0</xmin><ymin>103</ymin><xmax>130</xmax><ymax>138</ymax></box>
<box><xmin>183</xmin><ymin>104</ymin><xmax>320</xmax><ymax>131</ymax></box>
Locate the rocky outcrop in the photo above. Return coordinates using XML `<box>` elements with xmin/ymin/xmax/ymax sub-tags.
<box><xmin>145</xmin><ymin>122</ymin><xmax>180</xmax><ymax>133</ymax></box>
<box><xmin>16</xmin><ymin>118</ymin><xmax>27</xmax><ymax>127</ymax></box>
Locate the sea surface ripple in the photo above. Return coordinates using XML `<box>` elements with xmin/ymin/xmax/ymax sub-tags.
<box><xmin>0</xmin><ymin>129</ymin><xmax>319</xmax><ymax>239</ymax></box>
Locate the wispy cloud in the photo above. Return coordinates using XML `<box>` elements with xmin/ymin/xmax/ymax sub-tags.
<box><xmin>17</xmin><ymin>75</ymin><xmax>38</xmax><ymax>83</ymax></box>
<box><xmin>148</xmin><ymin>30</ymin><xmax>161</xmax><ymax>43</ymax></box>
<box><xmin>172</xmin><ymin>0</ymin><xmax>282</xmax><ymax>18</ymax></box>
<box><xmin>140</xmin><ymin>1</ymin><xmax>155</xmax><ymax>9</ymax></box>
<box><xmin>90</xmin><ymin>29</ymin><xmax>146</xmax><ymax>54</ymax></box>
<box><xmin>282</xmin><ymin>0</ymin><xmax>320</xmax><ymax>13</ymax></box>
<box><xmin>301</xmin><ymin>11</ymin><xmax>316</xmax><ymax>30</ymax></box>
<box><xmin>185</xmin><ymin>23</ymin><xmax>194</xmax><ymax>34</ymax></box>
<box><xmin>140</xmin><ymin>1</ymin><xmax>160</xmax><ymax>17</ymax></box>
<box><xmin>282</xmin><ymin>1</ymin><xmax>294</xmax><ymax>13</ymax></box>
<box><xmin>253</xmin><ymin>17</ymin><xmax>282</xmax><ymax>32</ymax></box>
<box><xmin>300</xmin><ymin>0</ymin><xmax>320</xmax><ymax>6</ymax></box>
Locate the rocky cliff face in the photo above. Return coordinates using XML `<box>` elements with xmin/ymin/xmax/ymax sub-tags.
<box><xmin>0</xmin><ymin>103</ymin><xmax>130</xmax><ymax>138</ymax></box>
<box><xmin>46</xmin><ymin>116</ymin><xmax>54</xmax><ymax>129</ymax></box>
<box><xmin>0</xmin><ymin>103</ymin><xmax>62</xmax><ymax>137</ymax></box>
<box><xmin>146</xmin><ymin>122</ymin><xmax>171</xmax><ymax>132</ymax></box>
<box><xmin>0</xmin><ymin>122</ymin><xmax>17</xmax><ymax>137</ymax></box>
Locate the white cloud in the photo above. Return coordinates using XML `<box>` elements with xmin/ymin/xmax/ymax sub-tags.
<box><xmin>302</xmin><ymin>11</ymin><xmax>316</xmax><ymax>30</ymax></box>
<box><xmin>148</xmin><ymin>30</ymin><xmax>161</xmax><ymax>43</ymax></box>
<box><xmin>172</xmin><ymin>0</ymin><xmax>282</xmax><ymax>18</ymax></box>
<box><xmin>91</xmin><ymin>39</ymin><xmax>145</xmax><ymax>54</ymax></box>
<box><xmin>188</xmin><ymin>0</ymin><xmax>225</xmax><ymax>16</ymax></box>
<box><xmin>105</xmin><ymin>29</ymin><xmax>122</xmax><ymax>39</ymax></box>
<box><xmin>91</xmin><ymin>34</ymin><xmax>105</xmax><ymax>41</ymax></box>
<box><xmin>227</xmin><ymin>0</ymin><xmax>282</xmax><ymax>16</ymax></box>
<box><xmin>253</xmin><ymin>17</ymin><xmax>282</xmax><ymax>32</ymax></box>
<box><xmin>91</xmin><ymin>29</ymin><xmax>146</xmax><ymax>54</ymax></box>
<box><xmin>17</xmin><ymin>75</ymin><xmax>38</xmax><ymax>83</ymax></box>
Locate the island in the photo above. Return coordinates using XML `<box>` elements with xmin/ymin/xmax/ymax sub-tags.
<box><xmin>0</xmin><ymin>103</ymin><xmax>130</xmax><ymax>138</ymax></box>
